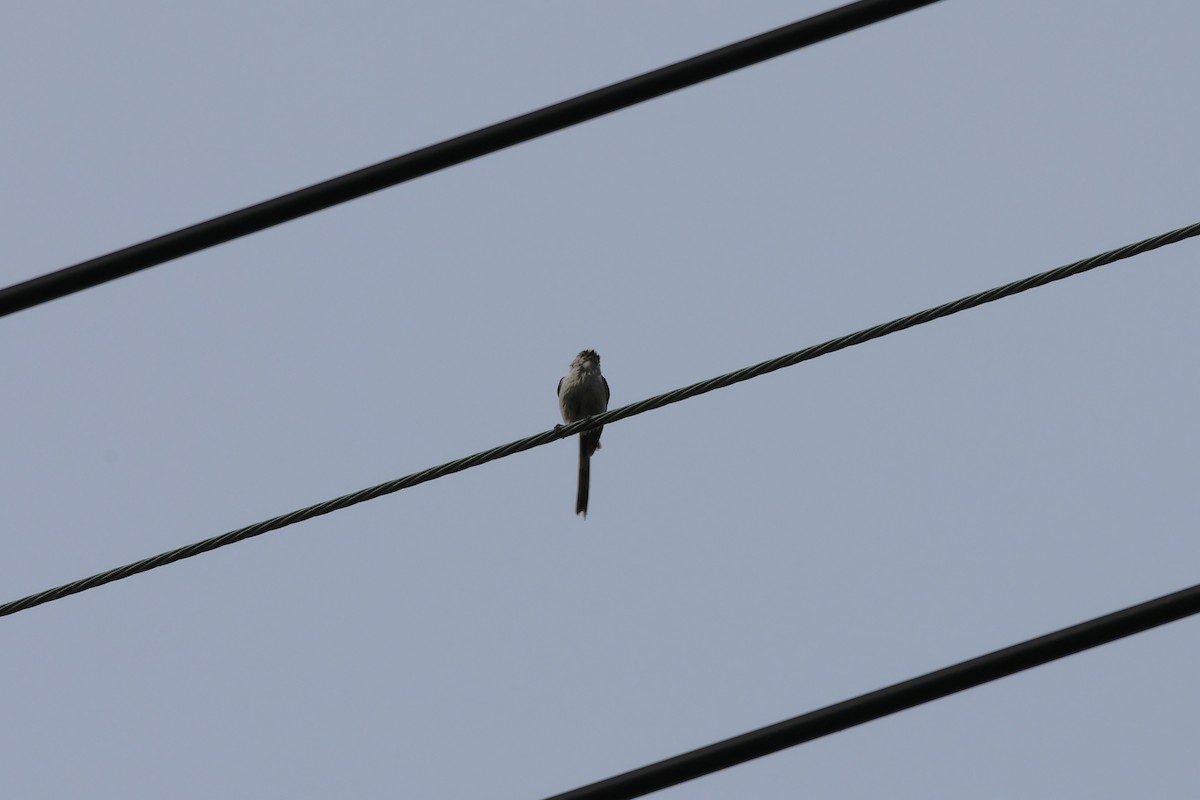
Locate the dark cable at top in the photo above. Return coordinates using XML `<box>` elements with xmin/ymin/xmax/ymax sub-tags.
<box><xmin>0</xmin><ymin>0</ymin><xmax>943</xmax><ymax>317</ymax></box>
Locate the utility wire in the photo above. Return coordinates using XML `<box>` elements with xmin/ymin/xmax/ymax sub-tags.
<box><xmin>0</xmin><ymin>0</ymin><xmax>944</xmax><ymax>318</ymax></box>
<box><xmin>1</xmin><ymin>220</ymin><xmax>1196</xmax><ymax>619</ymax></box>
<box><xmin>541</xmin><ymin>581</ymin><xmax>1200</xmax><ymax>800</ymax></box>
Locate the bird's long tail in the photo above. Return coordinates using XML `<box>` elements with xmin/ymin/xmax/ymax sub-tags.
<box><xmin>576</xmin><ymin>436</ymin><xmax>591</xmax><ymax>517</ymax></box>
<box><xmin>575</xmin><ymin>428</ymin><xmax>602</xmax><ymax>518</ymax></box>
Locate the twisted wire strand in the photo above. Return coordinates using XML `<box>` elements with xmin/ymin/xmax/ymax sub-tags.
<box><xmin>2</xmin><ymin>220</ymin><xmax>1197</xmax><ymax>617</ymax></box>
<box><xmin>0</xmin><ymin>0</ymin><xmax>943</xmax><ymax>318</ymax></box>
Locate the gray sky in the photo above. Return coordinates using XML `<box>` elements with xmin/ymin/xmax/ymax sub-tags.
<box><xmin>4</xmin><ymin>2</ymin><xmax>1199</xmax><ymax>797</ymax></box>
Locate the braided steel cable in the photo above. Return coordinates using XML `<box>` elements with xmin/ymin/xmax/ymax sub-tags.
<box><xmin>0</xmin><ymin>0</ymin><xmax>943</xmax><ymax>318</ymax></box>
<box><xmin>597</xmin><ymin>220</ymin><xmax>1200</xmax><ymax>422</ymax></box>
<box><xmin>542</xmin><ymin>581</ymin><xmax>1200</xmax><ymax>800</ymax></box>
<box><xmin>2</xmin><ymin>219</ymin><xmax>1197</xmax><ymax>617</ymax></box>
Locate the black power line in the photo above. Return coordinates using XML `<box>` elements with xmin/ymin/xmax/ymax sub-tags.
<box><xmin>1</xmin><ymin>220</ymin><xmax>1196</xmax><ymax>618</ymax></box>
<box><xmin>541</xmin><ymin>582</ymin><xmax>1200</xmax><ymax>800</ymax></box>
<box><xmin>0</xmin><ymin>0</ymin><xmax>944</xmax><ymax>318</ymax></box>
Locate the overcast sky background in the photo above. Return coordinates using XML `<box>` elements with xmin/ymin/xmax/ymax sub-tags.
<box><xmin>4</xmin><ymin>2</ymin><xmax>1199</xmax><ymax>797</ymax></box>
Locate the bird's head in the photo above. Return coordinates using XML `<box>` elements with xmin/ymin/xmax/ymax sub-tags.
<box><xmin>572</xmin><ymin>349</ymin><xmax>601</xmax><ymax>368</ymax></box>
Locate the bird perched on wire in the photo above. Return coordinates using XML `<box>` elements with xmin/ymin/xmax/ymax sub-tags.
<box><xmin>557</xmin><ymin>349</ymin><xmax>610</xmax><ymax>518</ymax></box>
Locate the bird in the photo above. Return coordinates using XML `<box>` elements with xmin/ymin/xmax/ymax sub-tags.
<box><xmin>557</xmin><ymin>349</ymin><xmax>610</xmax><ymax>518</ymax></box>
